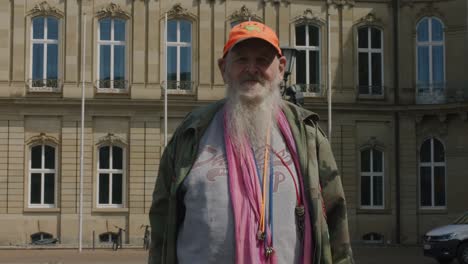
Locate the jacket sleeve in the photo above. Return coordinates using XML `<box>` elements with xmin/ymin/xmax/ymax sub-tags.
<box><xmin>148</xmin><ymin>140</ymin><xmax>176</xmax><ymax>264</ymax></box>
<box><xmin>317</xmin><ymin>131</ymin><xmax>354</xmax><ymax>264</ymax></box>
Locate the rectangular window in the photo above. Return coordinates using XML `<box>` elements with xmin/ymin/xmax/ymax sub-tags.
<box><xmin>295</xmin><ymin>24</ymin><xmax>321</xmax><ymax>94</ymax></box>
<box><xmin>29</xmin><ymin>144</ymin><xmax>56</xmax><ymax>208</ymax></box>
<box><xmin>419</xmin><ymin>138</ymin><xmax>446</xmax><ymax>208</ymax></box>
<box><xmin>30</xmin><ymin>16</ymin><xmax>59</xmax><ymax>91</ymax></box>
<box><xmin>98</xmin><ymin>18</ymin><xmax>127</xmax><ymax>91</ymax></box>
<box><xmin>166</xmin><ymin>19</ymin><xmax>193</xmax><ymax>92</ymax></box>
<box><xmin>358</xmin><ymin>27</ymin><xmax>383</xmax><ymax>96</ymax></box>
<box><xmin>97</xmin><ymin>145</ymin><xmax>125</xmax><ymax>208</ymax></box>
<box><xmin>360</xmin><ymin>148</ymin><xmax>384</xmax><ymax>208</ymax></box>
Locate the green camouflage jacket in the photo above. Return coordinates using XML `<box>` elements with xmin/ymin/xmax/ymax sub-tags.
<box><xmin>148</xmin><ymin>100</ymin><xmax>354</xmax><ymax>264</ymax></box>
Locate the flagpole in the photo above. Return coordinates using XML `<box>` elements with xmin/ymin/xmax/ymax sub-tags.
<box><xmin>79</xmin><ymin>13</ymin><xmax>86</xmax><ymax>252</ymax></box>
<box><xmin>327</xmin><ymin>12</ymin><xmax>332</xmax><ymax>142</ymax></box>
<box><xmin>164</xmin><ymin>13</ymin><xmax>168</xmax><ymax>147</ymax></box>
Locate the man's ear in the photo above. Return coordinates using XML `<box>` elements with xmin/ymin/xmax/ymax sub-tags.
<box><xmin>278</xmin><ymin>56</ymin><xmax>287</xmax><ymax>78</ymax></box>
<box><xmin>218</xmin><ymin>58</ymin><xmax>227</xmax><ymax>82</ymax></box>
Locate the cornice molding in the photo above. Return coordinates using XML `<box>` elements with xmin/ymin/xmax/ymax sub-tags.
<box><xmin>361</xmin><ymin>136</ymin><xmax>385</xmax><ymax>150</ymax></box>
<box><xmin>26</xmin><ymin>132</ymin><xmax>60</xmax><ymax>146</ymax></box>
<box><xmin>356</xmin><ymin>13</ymin><xmax>383</xmax><ymax>27</ymax></box>
<box><xmin>327</xmin><ymin>0</ymin><xmax>355</xmax><ymax>8</ymax></box>
<box><xmin>96</xmin><ymin>133</ymin><xmax>127</xmax><ymax>146</ymax></box>
<box><xmin>27</xmin><ymin>1</ymin><xmax>64</xmax><ymax>18</ymax></box>
<box><xmin>228</xmin><ymin>5</ymin><xmax>262</xmax><ymax>23</ymax></box>
<box><xmin>96</xmin><ymin>3</ymin><xmax>131</xmax><ymax>20</ymax></box>
<box><xmin>166</xmin><ymin>3</ymin><xmax>197</xmax><ymax>21</ymax></box>
<box><xmin>291</xmin><ymin>9</ymin><xmax>326</xmax><ymax>25</ymax></box>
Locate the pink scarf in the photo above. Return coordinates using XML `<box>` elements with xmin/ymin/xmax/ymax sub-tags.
<box><xmin>223</xmin><ymin>107</ymin><xmax>313</xmax><ymax>264</ymax></box>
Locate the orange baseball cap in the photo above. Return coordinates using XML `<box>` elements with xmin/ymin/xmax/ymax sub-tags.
<box><xmin>223</xmin><ymin>21</ymin><xmax>282</xmax><ymax>57</ymax></box>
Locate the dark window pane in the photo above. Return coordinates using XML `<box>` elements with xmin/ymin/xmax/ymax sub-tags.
<box><xmin>99</xmin><ymin>146</ymin><xmax>110</xmax><ymax>169</ymax></box>
<box><xmin>431</xmin><ymin>19</ymin><xmax>444</xmax><ymax>41</ymax></box>
<box><xmin>180</xmin><ymin>47</ymin><xmax>192</xmax><ymax>83</ymax></box>
<box><xmin>167</xmin><ymin>46</ymin><xmax>177</xmax><ymax>83</ymax></box>
<box><xmin>44</xmin><ymin>173</ymin><xmax>55</xmax><ymax>204</ymax></box>
<box><xmin>361</xmin><ymin>176</ymin><xmax>370</xmax><ymax>206</ymax></box>
<box><xmin>432</xmin><ymin>45</ymin><xmax>444</xmax><ymax>84</ymax></box>
<box><xmin>47</xmin><ymin>44</ymin><xmax>58</xmax><ymax>80</ymax></box>
<box><xmin>373</xmin><ymin>149</ymin><xmax>383</xmax><ymax>172</ymax></box>
<box><xmin>361</xmin><ymin>149</ymin><xmax>370</xmax><ymax>172</ymax></box>
<box><xmin>417</xmin><ymin>18</ymin><xmax>429</xmax><ymax>42</ymax></box>
<box><xmin>373</xmin><ymin>176</ymin><xmax>383</xmax><ymax>206</ymax></box>
<box><xmin>180</xmin><ymin>20</ymin><xmax>191</xmax><ymax>43</ymax></box>
<box><xmin>30</xmin><ymin>173</ymin><xmax>42</xmax><ymax>204</ymax></box>
<box><xmin>359</xmin><ymin>53</ymin><xmax>369</xmax><ymax>88</ymax></box>
<box><xmin>114</xmin><ymin>45</ymin><xmax>125</xmax><ymax>84</ymax></box>
<box><xmin>32</xmin><ymin>44</ymin><xmax>44</xmax><ymax>81</ymax></box>
<box><xmin>47</xmin><ymin>17</ymin><xmax>58</xmax><ymax>40</ymax></box>
<box><xmin>420</xmin><ymin>140</ymin><xmax>431</xmax><ymax>162</ymax></box>
<box><xmin>295</xmin><ymin>25</ymin><xmax>306</xmax><ymax>46</ymax></box>
<box><xmin>433</xmin><ymin>139</ymin><xmax>445</xmax><ymax>162</ymax></box>
<box><xmin>308</xmin><ymin>25</ymin><xmax>319</xmax><ymax>47</ymax></box>
<box><xmin>44</xmin><ymin>145</ymin><xmax>55</xmax><ymax>169</ymax></box>
<box><xmin>358</xmin><ymin>27</ymin><xmax>368</xmax><ymax>49</ymax></box>
<box><xmin>167</xmin><ymin>20</ymin><xmax>177</xmax><ymax>42</ymax></box>
<box><xmin>420</xmin><ymin>166</ymin><xmax>432</xmax><ymax>206</ymax></box>
<box><xmin>371</xmin><ymin>28</ymin><xmax>381</xmax><ymax>49</ymax></box>
<box><xmin>99</xmin><ymin>45</ymin><xmax>111</xmax><ymax>83</ymax></box>
<box><xmin>99</xmin><ymin>173</ymin><xmax>109</xmax><ymax>204</ymax></box>
<box><xmin>31</xmin><ymin>146</ymin><xmax>42</xmax><ymax>169</ymax></box>
<box><xmin>33</xmin><ymin>17</ymin><xmax>45</xmax><ymax>39</ymax></box>
<box><xmin>112</xmin><ymin>146</ymin><xmax>123</xmax><ymax>170</ymax></box>
<box><xmin>114</xmin><ymin>19</ymin><xmax>126</xmax><ymax>41</ymax></box>
<box><xmin>112</xmin><ymin>173</ymin><xmax>123</xmax><ymax>204</ymax></box>
<box><xmin>309</xmin><ymin>50</ymin><xmax>319</xmax><ymax>85</ymax></box>
<box><xmin>100</xmin><ymin>18</ymin><xmax>111</xmax><ymax>40</ymax></box>
<box><xmin>296</xmin><ymin>50</ymin><xmax>306</xmax><ymax>84</ymax></box>
<box><xmin>434</xmin><ymin>166</ymin><xmax>445</xmax><ymax>206</ymax></box>
<box><xmin>371</xmin><ymin>53</ymin><xmax>382</xmax><ymax>89</ymax></box>
<box><xmin>417</xmin><ymin>46</ymin><xmax>429</xmax><ymax>84</ymax></box>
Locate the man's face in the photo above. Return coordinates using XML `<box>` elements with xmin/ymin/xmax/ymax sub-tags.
<box><xmin>218</xmin><ymin>38</ymin><xmax>286</xmax><ymax>103</ymax></box>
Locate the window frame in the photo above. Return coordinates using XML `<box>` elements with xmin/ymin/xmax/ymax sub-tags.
<box><xmin>96</xmin><ymin>17</ymin><xmax>129</xmax><ymax>93</ymax></box>
<box><xmin>415</xmin><ymin>17</ymin><xmax>446</xmax><ymax>95</ymax></box>
<box><xmin>360</xmin><ymin>148</ymin><xmax>385</xmax><ymax>209</ymax></box>
<box><xmin>28</xmin><ymin>16</ymin><xmax>61</xmax><ymax>92</ymax></box>
<box><xmin>419</xmin><ymin>137</ymin><xmax>447</xmax><ymax>209</ymax></box>
<box><xmin>28</xmin><ymin>143</ymin><xmax>58</xmax><ymax>209</ymax></box>
<box><xmin>96</xmin><ymin>143</ymin><xmax>126</xmax><ymax>208</ymax></box>
<box><xmin>166</xmin><ymin>18</ymin><xmax>193</xmax><ymax>94</ymax></box>
<box><xmin>357</xmin><ymin>26</ymin><xmax>384</xmax><ymax>97</ymax></box>
<box><xmin>294</xmin><ymin>23</ymin><xmax>322</xmax><ymax>96</ymax></box>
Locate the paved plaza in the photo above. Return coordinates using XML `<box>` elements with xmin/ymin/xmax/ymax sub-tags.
<box><xmin>0</xmin><ymin>245</ymin><xmax>444</xmax><ymax>264</ymax></box>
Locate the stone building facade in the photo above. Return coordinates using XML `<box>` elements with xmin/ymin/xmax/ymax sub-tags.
<box><xmin>0</xmin><ymin>0</ymin><xmax>467</xmax><ymax>247</ymax></box>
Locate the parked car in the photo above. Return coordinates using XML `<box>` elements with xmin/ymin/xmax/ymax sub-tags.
<box><xmin>423</xmin><ymin>211</ymin><xmax>468</xmax><ymax>264</ymax></box>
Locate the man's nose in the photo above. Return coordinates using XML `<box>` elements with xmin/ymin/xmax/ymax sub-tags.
<box><xmin>243</xmin><ymin>61</ymin><xmax>259</xmax><ymax>74</ymax></box>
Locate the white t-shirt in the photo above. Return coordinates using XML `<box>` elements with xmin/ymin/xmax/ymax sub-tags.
<box><xmin>177</xmin><ymin>110</ymin><xmax>301</xmax><ymax>263</ymax></box>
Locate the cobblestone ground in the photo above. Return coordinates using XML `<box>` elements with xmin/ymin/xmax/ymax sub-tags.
<box><xmin>0</xmin><ymin>245</ymin><xmax>447</xmax><ymax>264</ymax></box>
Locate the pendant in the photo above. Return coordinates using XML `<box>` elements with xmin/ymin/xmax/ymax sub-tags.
<box><xmin>265</xmin><ymin>246</ymin><xmax>274</xmax><ymax>257</ymax></box>
<box><xmin>257</xmin><ymin>230</ymin><xmax>266</xmax><ymax>241</ymax></box>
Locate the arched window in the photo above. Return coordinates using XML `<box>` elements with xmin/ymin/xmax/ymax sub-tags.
<box><xmin>167</xmin><ymin>19</ymin><xmax>193</xmax><ymax>91</ymax></box>
<box><xmin>98</xmin><ymin>18</ymin><xmax>127</xmax><ymax>90</ymax></box>
<box><xmin>295</xmin><ymin>23</ymin><xmax>321</xmax><ymax>94</ymax></box>
<box><xmin>29</xmin><ymin>144</ymin><xmax>57</xmax><ymax>208</ymax></box>
<box><xmin>360</xmin><ymin>148</ymin><xmax>384</xmax><ymax>208</ymax></box>
<box><xmin>416</xmin><ymin>17</ymin><xmax>445</xmax><ymax>96</ymax></box>
<box><xmin>30</xmin><ymin>16</ymin><xmax>59</xmax><ymax>90</ymax></box>
<box><xmin>419</xmin><ymin>137</ymin><xmax>446</xmax><ymax>207</ymax></box>
<box><xmin>358</xmin><ymin>26</ymin><xmax>383</xmax><ymax>96</ymax></box>
<box><xmin>97</xmin><ymin>144</ymin><xmax>125</xmax><ymax>207</ymax></box>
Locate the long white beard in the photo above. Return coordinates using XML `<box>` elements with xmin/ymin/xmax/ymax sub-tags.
<box><xmin>225</xmin><ymin>75</ymin><xmax>284</xmax><ymax>151</ymax></box>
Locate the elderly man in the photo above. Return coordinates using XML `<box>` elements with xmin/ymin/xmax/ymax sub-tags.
<box><xmin>149</xmin><ymin>21</ymin><xmax>353</xmax><ymax>264</ymax></box>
